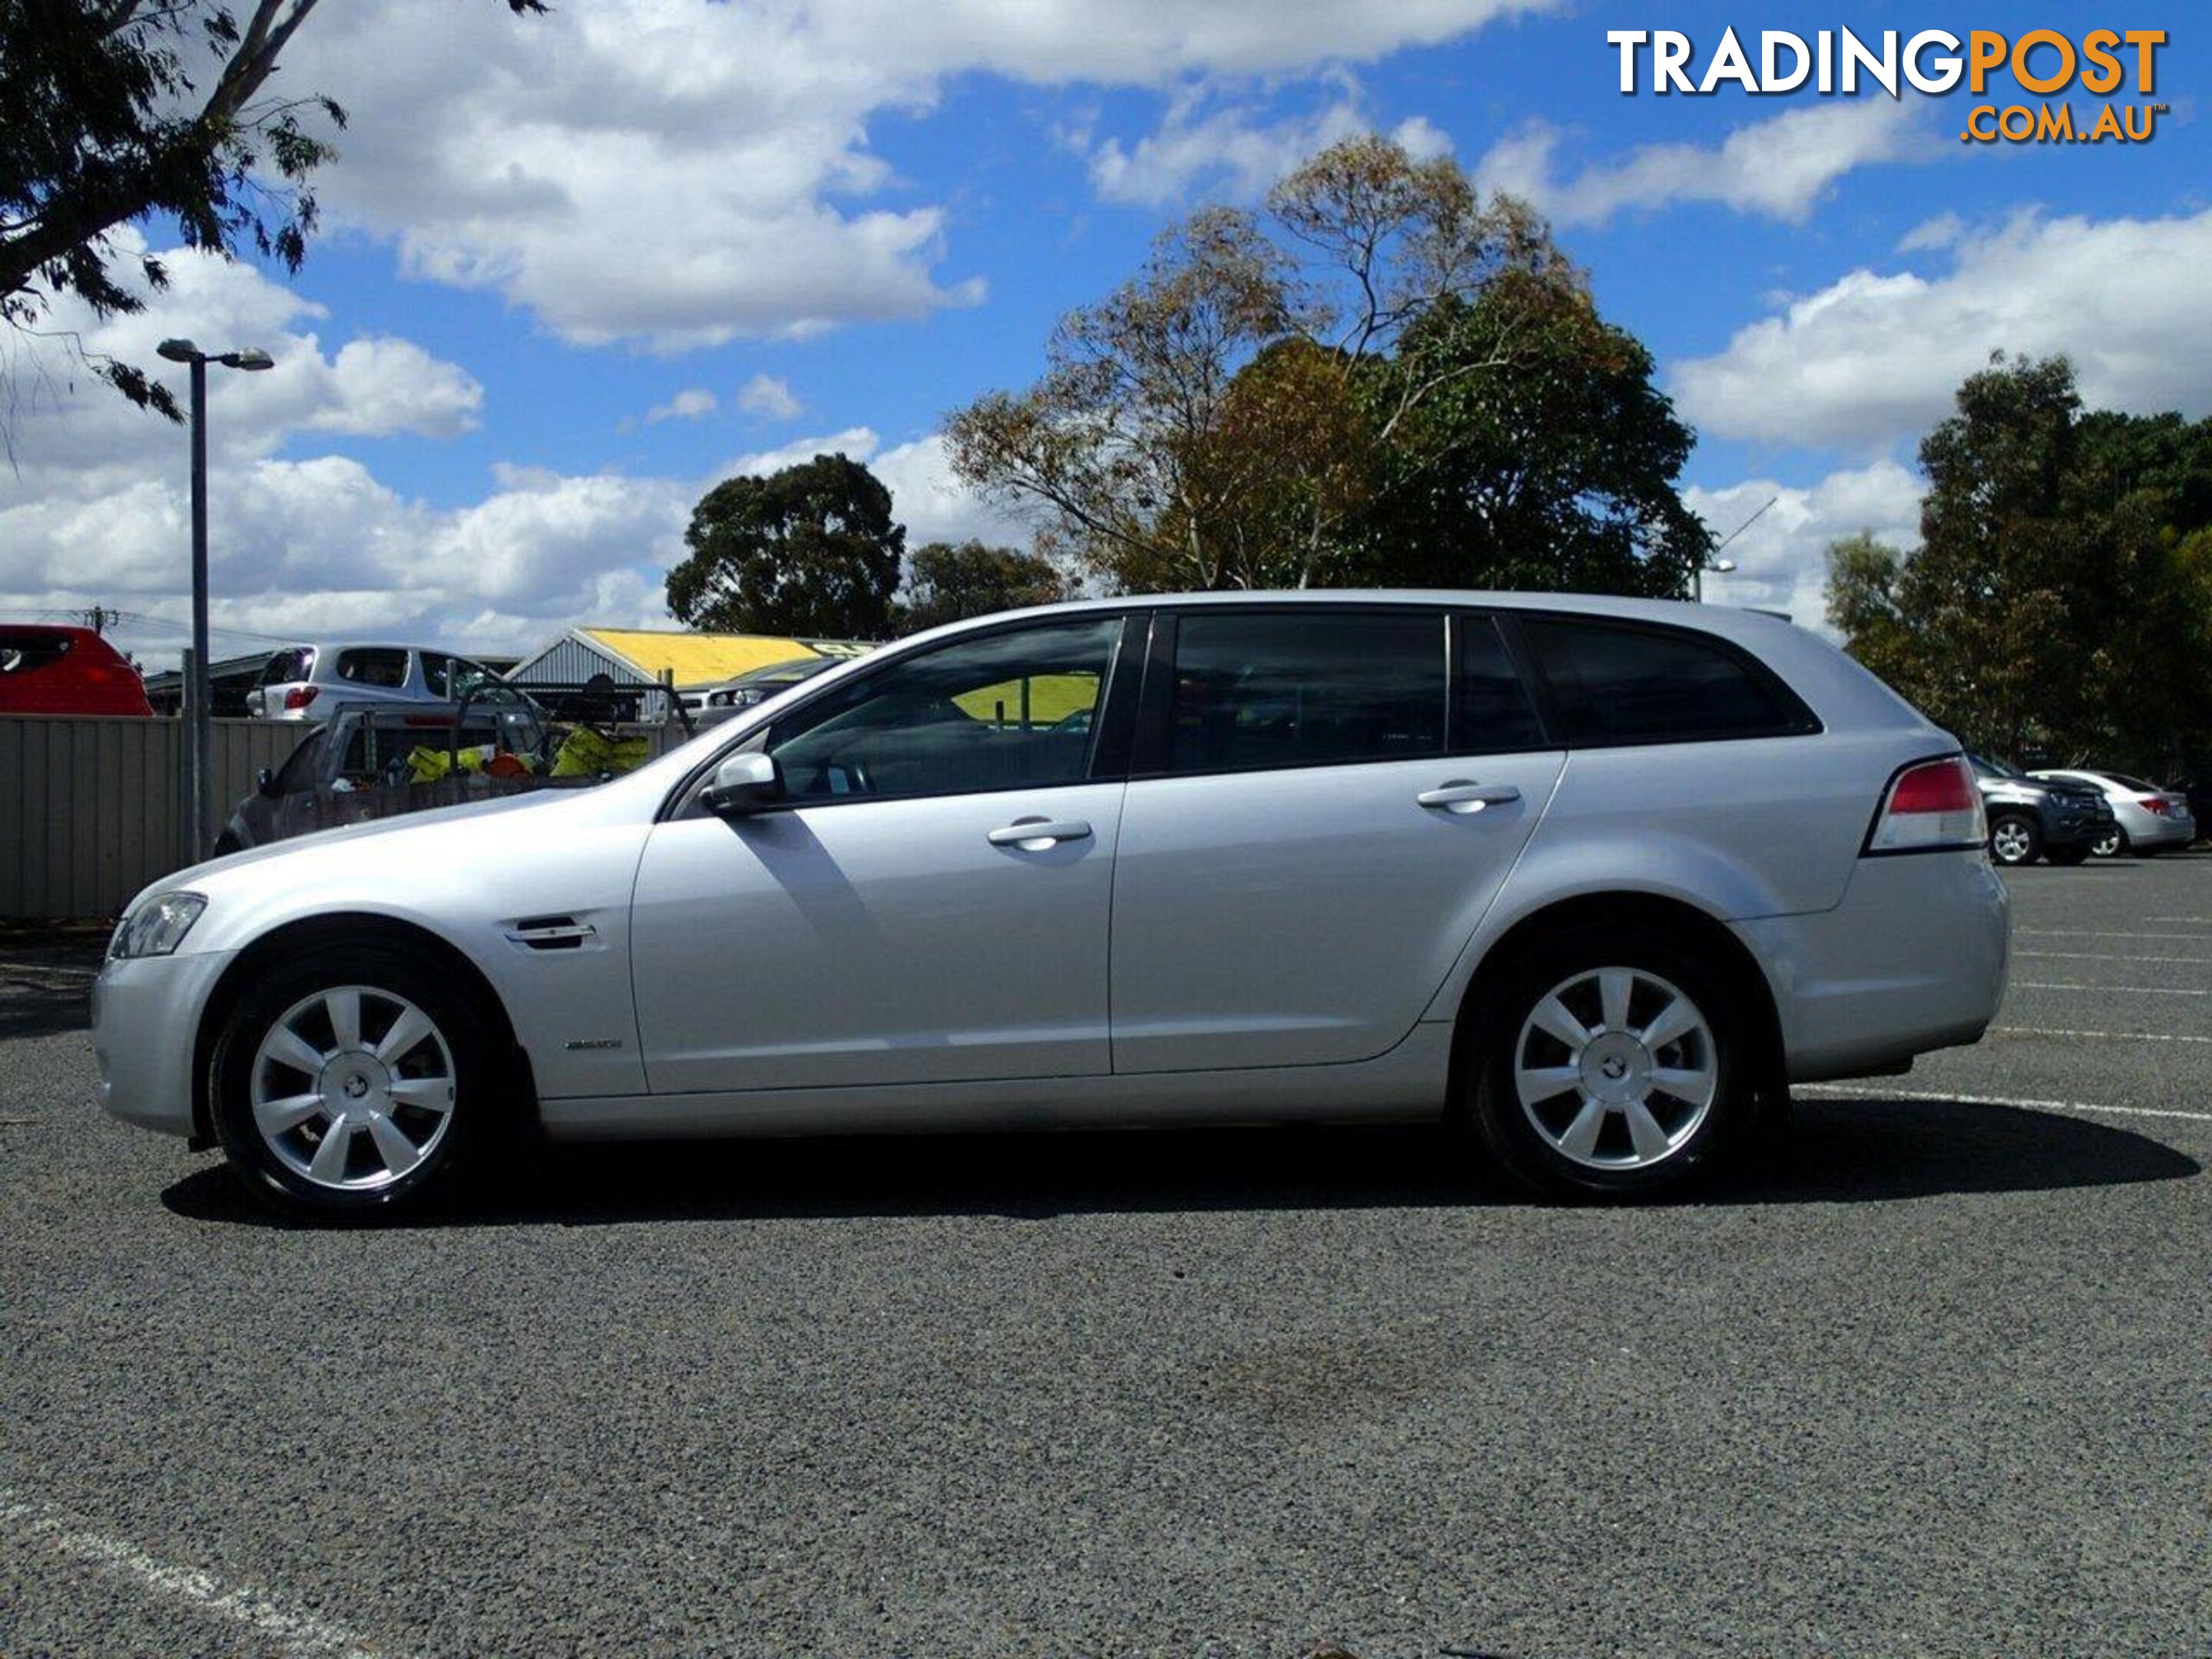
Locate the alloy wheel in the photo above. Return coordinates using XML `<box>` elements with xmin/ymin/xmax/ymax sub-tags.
<box><xmin>2091</xmin><ymin>828</ymin><xmax>2123</xmax><ymax>858</ymax></box>
<box><xmin>1992</xmin><ymin>821</ymin><xmax>2034</xmax><ymax>864</ymax></box>
<box><xmin>249</xmin><ymin>985</ymin><xmax>457</xmax><ymax>1190</ymax></box>
<box><xmin>1513</xmin><ymin>966</ymin><xmax>1719</xmax><ymax>1171</ymax></box>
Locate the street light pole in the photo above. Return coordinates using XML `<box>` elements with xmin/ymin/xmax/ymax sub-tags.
<box><xmin>157</xmin><ymin>338</ymin><xmax>275</xmax><ymax>863</ymax></box>
<box><xmin>187</xmin><ymin>352</ymin><xmax>210</xmax><ymax>860</ymax></box>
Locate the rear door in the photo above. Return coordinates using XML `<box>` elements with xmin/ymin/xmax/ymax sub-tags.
<box><xmin>1109</xmin><ymin>607</ymin><xmax>1565</xmax><ymax>1074</ymax></box>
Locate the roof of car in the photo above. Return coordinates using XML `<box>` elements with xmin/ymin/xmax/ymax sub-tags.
<box><xmin>932</xmin><ymin>589</ymin><xmax>1807</xmax><ymax>644</ymax></box>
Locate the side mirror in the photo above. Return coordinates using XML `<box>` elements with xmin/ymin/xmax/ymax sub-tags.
<box><xmin>702</xmin><ymin>750</ymin><xmax>783</xmax><ymax>817</ymax></box>
<box><xmin>255</xmin><ymin>766</ymin><xmax>279</xmax><ymax>797</ymax></box>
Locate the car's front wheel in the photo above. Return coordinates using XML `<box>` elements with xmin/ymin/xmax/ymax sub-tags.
<box><xmin>1988</xmin><ymin>813</ymin><xmax>2041</xmax><ymax>866</ymax></box>
<box><xmin>210</xmin><ymin>942</ymin><xmax>505</xmax><ymax>1217</ymax></box>
<box><xmin>1465</xmin><ymin>926</ymin><xmax>1750</xmax><ymax>1198</ymax></box>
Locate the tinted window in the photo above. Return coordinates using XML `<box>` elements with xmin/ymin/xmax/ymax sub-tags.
<box><xmin>1456</xmin><ymin>615</ymin><xmax>1546</xmax><ymax>751</ymax></box>
<box><xmin>770</xmin><ymin>618</ymin><xmax>1119</xmax><ymax>802</ymax></box>
<box><xmin>420</xmin><ymin>652</ymin><xmax>455</xmax><ymax>696</ymax></box>
<box><xmin>337</xmin><ymin>648</ymin><xmax>409</xmax><ymax>688</ymax></box>
<box><xmin>260</xmin><ymin>647</ymin><xmax>313</xmax><ymax>685</ymax></box>
<box><xmin>1168</xmin><ymin>611</ymin><xmax>1445</xmax><ymax>774</ymax></box>
<box><xmin>1522</xmin><ymin>619</ymin><xmax>1813</xmax><ymax>747</ymax></box>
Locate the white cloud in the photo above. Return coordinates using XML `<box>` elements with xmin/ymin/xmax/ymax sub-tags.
<box><xmin>0</xmin><ymin>238</ymin><xmax>675</xmax><ymax>670</ymax></box>
<box><xmin>1671</xmin><ymin>207</ymin><xmax>2212</xmax><ymax>452</ymax></box>
<box><xmin>1088</xmin><ymin>94</ymin><xmax>1452</xmax><ymax>207</ymax></box>
<box><xmin>736</xmin><ymin>374</ymin><xmax>803</xmax><ymax>421</ymax></box>
<box><xmin>1475</xmin><ymin>99</ymin><xmax>1925</xmax><ymax>227</ymax></box>
<box><xmin>1684</xmin><ymin>460</ymin><xmax>1924</xmax><ymax>631</ymax></box>
<box><xmin>644</xmin><ymin>388</ymin><xmax>718</xmax><ymax>425</ymax></box>
<box><xmin>276</xmin><ymin>0</ymin><xmax>1545</xmax><ymax>346</ymax></box>
<box><xmin>873</xmin><ymin>433</ymin><xmax>1036</xmax><ymax>547</ymax></box>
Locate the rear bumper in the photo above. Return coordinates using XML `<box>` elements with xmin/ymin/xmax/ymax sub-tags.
<box><xmin>1734</xmin><ymin>852</ymin><xmax>2009</xmax><ymax>1084</ymax></box>
<box><xmin>2118</xmin><ymin>806</ymin><xmax>2194</xmax><ymax>849</ymax></box>
<box><xmin>91</xmin><ymin>949</ymin><xmax>235</xmax><ymax>1137</ymax></box>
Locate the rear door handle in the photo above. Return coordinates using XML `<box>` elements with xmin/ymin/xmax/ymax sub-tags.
<box><xmin>988</xmin><ymin>817</ymin><xmax>1094</xmax><ymax>849</ymax></box>
<box><xmin>1418</xmin><ymin>780</ymin><xmax>1522</xmax><ymax>814</ymax></box>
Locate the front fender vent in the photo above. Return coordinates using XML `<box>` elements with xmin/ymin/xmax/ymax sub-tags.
<box><xmin>505</xmin><ymin>916</ymin><xmax>596</xmax><ymax>952</ymax></box>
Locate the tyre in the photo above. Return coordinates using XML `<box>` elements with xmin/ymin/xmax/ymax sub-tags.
<box><xmin>210</xmin><ymin>941</ymin><xmax>510</xmax><ymax>1217</ymax></box>
<box><xmin>2091</xmin><ymin>826</ymin><xmax>2128</xmax><ymax>859</ymax></box>
<box><xmin>2048</xmin><ymin>843</ymin><xmax>2094</xmax><ymax>866</ymax></box>
<box><xmin>1464</xmin><ymin>924</ymin><xmax>1752</xmax><ymax>1199</ymax></box>
<box><xmin>1988</xmin><ymin>813</ymin><xmax>2041</xmax><ymax>866</ymax></box>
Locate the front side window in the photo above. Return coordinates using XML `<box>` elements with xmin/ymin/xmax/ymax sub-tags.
<box><xmin>336</xmin><ymin>647</ymin><xmax>409</xmax><ymax>688</ymax></box>
<box><xmin>1521</xmin><ymin>618</ymin><xmax>1814</xmax><ymax>747</ymax></box>
<box><xmin>1167</xmin><ymin>611</ymin><xmax>1446</xmax><ymax>775</ymax></box>
<box><xmin>768</xmin><ymin>618</ymin><xmax>1121</xmax><ymax>803</ymax></box>
<box><xmin>420</xmin><ymin>653</ymin><xmax>454</xmax><ymax>696</ymax></box>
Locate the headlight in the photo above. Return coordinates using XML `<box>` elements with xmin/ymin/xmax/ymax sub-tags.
<box><xmin>110</xmin><ymin>892</ymin><xmax>207</xmax><ymax>959</ymax></box>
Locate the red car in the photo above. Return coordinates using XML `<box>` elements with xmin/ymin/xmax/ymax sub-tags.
<box><xmin>0</xmin><ymin>625</ymin><xmax>154</xmax><ymax>717</ymax></box>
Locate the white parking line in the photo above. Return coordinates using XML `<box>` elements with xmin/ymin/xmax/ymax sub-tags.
<box><xmin>2147</xmin><ymin>916</ymin><xmax>2212</xmax><ymax>923</ymax></box>
<box><xmin>0</xmin><ymin>1492</ymin><xmax>396</xmax><ymax>1659</ymax></box>
<box><xmin>2015</xmin><ymin>951</ymin><xmax>2212</xmax><ymax>964</ymax></box>
<box><xmin>2012</xmin><ymin>980</ymin><xmax>2212</xmax><ymax>996</ymax></box>
<box><xmin>2017</xmin><ymin>929</ymin><xmax>2212</xmax><ymax>941</ymax></box>
<box><xmin>1993</xmin><ymin>1025</ymin><xmax>2212</xmax><ymax>1045</ymax></box>
<box><xmin>1796</xmin><ymin>1083</ymin><xmax>2212</xmax><ymax>1124</ymax></box>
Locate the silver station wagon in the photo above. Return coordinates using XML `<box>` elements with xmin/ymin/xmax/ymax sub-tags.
<box><xmin>95</xmin><ymin>592</ymin><xmax>2009</xmax><ymax>1216</ymax></box>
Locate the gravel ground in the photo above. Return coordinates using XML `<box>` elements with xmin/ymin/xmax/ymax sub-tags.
<box><xmin>1</xmin><ymin>857</ymin><xmax>2207</xmax><ymax>1658</ymax></box>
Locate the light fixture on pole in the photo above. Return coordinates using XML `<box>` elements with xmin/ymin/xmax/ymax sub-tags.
<box><xmin>1693</xmin><ymin>494</ymin><xmax>1777</xmax><ymax>602</ymax></box>
<box><xmin>157</xmin><ymin>337</ymin><xmax>275</xmax><ymax>862</ymax></box>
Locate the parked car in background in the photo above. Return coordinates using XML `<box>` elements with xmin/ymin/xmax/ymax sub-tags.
<box><xmin>1969</xmin><ymin>754</ymin><xmax>2112</xmax><ymax>866</ymax></box>
<box><xmin>244</xmin><ymin>643</ymin><xmax>505</xmax><ymax>719</ymax></box>
<box><xmin>691</xmin><ymin>654</ymin><xmax>840</xmax><ymax>729</ymax></box>
<box><xmin>2029</xmin><ymin>769</ymin><xmax>2198</xmax><ymax>856</ymax></box>
<box><xmin>216</xmin><ymin>699</ymin><xmax>558</xmax><ymax>853</ymax></box>
<box><xmin>96</xmin><ymin>592</ymin><xmax>2009</xmax><ymax>1219</ymax></box>
<box><xmin>0</xmin><ymin>625</ymin><xmax>152</xmax><ymax>717</ymax></box>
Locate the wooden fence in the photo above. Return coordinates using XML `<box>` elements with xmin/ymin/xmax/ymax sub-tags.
<box><xmin>0</xmin><ymin>715</ymin><xmax>302</xmax><ymax>921</ymax></box>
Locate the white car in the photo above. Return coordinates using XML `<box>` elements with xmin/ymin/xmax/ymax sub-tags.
<box><xmin>2029</xmin><ymin>769</ymin><xmax>2198</xmax><ymax>856</ymax></box>
<box><xmin>94</xmin><ymin>591</ymin><xmax>2009</xmax><ymax>1217</ymax></box>
<box><xmin>244</xmin><ymin>643</ymin><xmax>503</xmax><ymax>719</ymax></box>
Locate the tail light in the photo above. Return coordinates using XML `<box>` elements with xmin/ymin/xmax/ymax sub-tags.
<box><xmin>283</xmin><ymin>685</ymin><xmax>319</xmax><ymax>711</ymax></box>
<box><xmin>1867</xmin><ymin>754</ymin><xmax>1985</xmax><ymax>854</ymax></box>
<box><xmin>2139</xmin><ymin>796</ymin><xmax>2169</xmax><ymax>816</ymax></box>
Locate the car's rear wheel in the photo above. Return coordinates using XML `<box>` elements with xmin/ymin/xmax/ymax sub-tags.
<box><xmin>210</xmin><ymin>942</ymin><xmax>505</xmax><ymax>1217</ymax></box>
<box><xmin>2091</xmin><ymin>826</ymin><xmax>2127</xmax><ymax>859</ymax></box>
<box><xmin>1988</xmin><ymin>813</ymin><xmax>2041</xmax><ymax>866</ymax></box>
<box><xmin>1465</xmin><ymin>926</ymin><xmax>1750</xmax><ymax>1198</ymax></box>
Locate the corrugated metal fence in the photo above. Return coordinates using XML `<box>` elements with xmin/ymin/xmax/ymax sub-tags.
<box><xmin>0</xmin><ymin>716</ymin><xmax>299</xmax><ymax>920</ymax></box>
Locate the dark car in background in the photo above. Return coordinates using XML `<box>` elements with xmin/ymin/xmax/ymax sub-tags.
<box><xmin>1969</xmin><ymin>753</ymin><xmax>2113</xmax><ymax>867</ymax></box>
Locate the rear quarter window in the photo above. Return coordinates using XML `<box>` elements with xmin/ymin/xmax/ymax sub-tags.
<box><xmin>1521</xmin><ymin>618</ymin><xmax>1817</xmax><ymax>747</ymax></box>
<box><xmin>336</xmin><ymin>648</ymin><xmax>410</xmax><ymax>688</ymax></box>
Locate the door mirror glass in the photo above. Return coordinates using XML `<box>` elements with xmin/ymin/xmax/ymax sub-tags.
<box><xmin>702</xmin><ymin>750</ymin><xmax>782</xmax><ymax>816</ymax></box>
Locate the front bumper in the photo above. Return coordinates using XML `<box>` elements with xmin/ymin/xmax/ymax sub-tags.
<box><xmin>1734</xmin><ymin>851</ymin><xmax>2009</xmax><ymax>1084</ymax></box>
<box><xmin>91</xmin><ymin>949</ymin><xmax>237</xmax><ymax>1137</ymax></box>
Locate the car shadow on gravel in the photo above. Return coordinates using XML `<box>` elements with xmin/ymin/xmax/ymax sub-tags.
<box><xmin>0</xmin><ymin>970</ymin><xmax>91</xmax><ymax>1040</ymax></box>
<box><xmin>160</xmin><ymin>1096</ymin><xmax>2200</xmax><ymax>1230</ymax></box>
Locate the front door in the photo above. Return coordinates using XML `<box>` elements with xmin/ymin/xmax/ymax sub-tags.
<box><xmin>631</xmin><ymin>614</ymin><xmax>1131</xmax><ymax>1094</ymax></box>
<box><xmin>1110</xmin><ymin>608</ymin><xmax>1564</xmax><ymax>1074</ymax></box>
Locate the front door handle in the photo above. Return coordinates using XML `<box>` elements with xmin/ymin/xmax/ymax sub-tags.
<box><xmin>1417</xmin><ymin>780</ymin><xmax>1522</xmax><ymax>814</ymax></box>
<box><xmin>988</xmin><ymin>817</ymin><xmax>1094</xmax><ymax>850</ymax></box>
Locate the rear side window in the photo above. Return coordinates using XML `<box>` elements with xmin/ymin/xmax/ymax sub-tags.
<box><xmin>260</xmin><ymin>647</ymin><xmax>313</xmax><ymax>684</ymax></box>
<box><xmin>0</xmin><ymin>631</ymin><xmax>71</xmax><ymax>676</ymax></box>
<box><xmin>1521</xmin><ymin>618</ymin><xmax>1816</xmax><ymax>747</ymax></box>
<box><xmin>1167</xmin><ymin>611</ymin><xmax>1445</xmax><ymax>774</ymax></box>
<box><xmin>1456</xmin><ymin>616</ymin><xmax>1547</xmax><ymax>752</ymax></box>
<box><xmin>337</xmin><ymin>648</ymin><xmax>409</xmax><ymax>688</ymax></box>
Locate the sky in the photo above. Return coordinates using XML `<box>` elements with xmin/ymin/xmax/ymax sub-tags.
<box><xmin>2</xmin><ymin>0</ymin><xmax>2204</xmax><ymax>671</ymax></box>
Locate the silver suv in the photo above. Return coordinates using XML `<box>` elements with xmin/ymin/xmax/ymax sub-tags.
<box><xmin>243</xmin><ymin>642</ymin><xmax>502</xmax><ymax>720</ymax></box>
<box><xmin>95</xmin><ymin>592</ymin><xmax>2008</xmax><ymax>1217</ymax></box>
